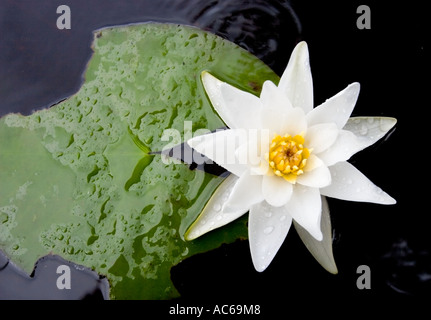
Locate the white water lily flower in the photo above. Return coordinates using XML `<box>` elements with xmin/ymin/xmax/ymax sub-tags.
<box><xmin>185</xmin><ymin>41</ymin><xmax>396</xmax><ymax>272</ymax></box>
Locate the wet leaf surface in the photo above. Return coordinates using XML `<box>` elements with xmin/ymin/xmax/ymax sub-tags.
<box><xmin>0</xmin><ymin>23</ymin><xmax>278</xmax><ymax>299</ymax></box>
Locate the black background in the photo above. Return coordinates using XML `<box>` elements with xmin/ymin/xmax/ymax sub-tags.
<box><xmin>0</xmin><ymin>0</ymin><xmax>428</xmax><ymax>308</ymax></box>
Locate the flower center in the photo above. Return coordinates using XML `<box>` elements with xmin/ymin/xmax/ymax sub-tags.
<box><xmin>265</xmin><ymin>134</ymin><xmax>311</xmax><ymax>183</ymax></box>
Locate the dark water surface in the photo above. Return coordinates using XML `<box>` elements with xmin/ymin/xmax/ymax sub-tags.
<box><xmin>0</xmin><ymin>0</ymin><xmax>300</xmax><ymax>116</ymax></box>
<box><xmin>0</xmin><ymin>0</ymin><xmax>429</xmax><ymax>303</ymax></box>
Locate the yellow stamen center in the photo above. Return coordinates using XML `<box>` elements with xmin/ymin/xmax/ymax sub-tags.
<box><xmin>265</xmin><ymin>134</ymin><xmax>311</xmax><ymax>183</ymax></box>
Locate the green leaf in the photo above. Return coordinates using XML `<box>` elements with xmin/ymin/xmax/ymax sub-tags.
<box><xmin>0</xmin><ymin>23</ymin><xmax>278</xmax><ymax>299</ymax></box>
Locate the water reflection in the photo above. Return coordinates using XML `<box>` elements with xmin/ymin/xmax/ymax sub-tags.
<box><xmin>0</xmin><ymin>250</ymin><xmax>109</xmax><ymax>300</ymax></box>
<box><xmin>381</xmin><ymin>238</ymin><xmax>431</xmax><ymax>296</ymax></box>
<box><xmin>0</xmin><ymin>0</ymin><xmax>300</xmax><ymax>116</ymax></box>
<box><xmin>171</xmin><ymin>0</ymin><xmax>302</xmax><ymax>74</ymax></box>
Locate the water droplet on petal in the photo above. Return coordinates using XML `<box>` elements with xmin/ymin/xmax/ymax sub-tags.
<box><xmin>213</xmin><ymin>203</ymin><xmax>221</xmax><ymax>212</ymax></box>
<box><xmin>264</xmin><ymin>226</ymin><xmax>274</xmax><ymax>234</ymax></box>
<box><xmin>359</xmin><ymin>124</ymin><xmax>368</xmax><ymax>136</ymax></box>
<box><xmin>379</xmin><ymin>118</ymin><xmax>393</xmax><ymax>132</ymax></box>
<box><xmin>280</xmin><ymin>215</ymin><xmax>286</xmax><ymax>222</ymax></box>
<box><xmin>193</xmin><ymin>136</ymin><xmax>203</xmax><ymax>143</ymax></box>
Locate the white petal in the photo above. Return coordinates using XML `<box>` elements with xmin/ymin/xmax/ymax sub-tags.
<box><xmin>306</xmin><ymin>83</ymin><xmax>360</xmax><ymax>129</ymax></box>
<box><xmin>317</xmin><ymin>130</ymin><xmax>361</xmax><ymax>166</ymax></box>
<box><xmin>320</xmin><ymin>161</ymin><xmax>396</xmax><ymax>204</ymax></box>
<box><xmin>344</xmin><ymin>117</ymin><xmax>397</xmax><ymax>138</ymax></box>
<box><xmin>260</xmin><ymin>81</ymin><xmax>294</xmax><ymax>134</ymax></box>
<box><xmin>286</xmin><ymin>185</ymin><xmax>322</xmax><ymax>240</ymax></box>
<box><xmin>278</xmin><ymin>41</ymin><xmax>314</xmax><ymax>113</ymax></box>
<box><xmin>224</xmin><ymin>171</ymin><xmax>264</xmax><ymax>211</ymax></box>
<box><xmin>343</xmin><ymin>116</ymin><xmax>397</xmax><ymax>147</ymax></box>
<box><xmin>305</xmin><ymin>122</ymin><xmax>339</xmax><ymax>154</ymax></box>
<box><xmin>187</xmin><ymin>129</ymin><xmax>248</xmax><ymax>177</ymax></box>
<box><xmin>235</xmin><ymin>129</ymin><xmax>270</xmax><ymax>170</ymax></box>
<box><xmin>250</xmin><ymin>161</ymin><xmax>271</xmax><ymax>176</ymax></box>
<box><xmin>185</xmin><ymin>174</ymin><xmax>246</xmax><ymax>240</ymax></box>
<box><xmin>302</xmin><ymin>153</ymin><xmax>323</xmax><ymax>172</ymax></box>
<box><xmin>261</xmin><ymin>80</ymin><xmax>293</xmax><ymax>114</ymax></box>
<box><xmin>235</xmin><ymin>136</ymin><xmax>258</xmax><ymax>167</ymax></box>
<box><xmin>297</xmin><ymin>155</ymin><xmax>331</xmax><ymax>188</ymax></box>
<box><xmin>280</xmin><ymin>107</ymin><xmax>308</xmax><ymax>136</ymax></box>
<box><xmin>318</xmin><ymin>117</ymin><xmax>397</xmax><ymax>167</ymax></box>
<box><xmin>294</xmin><ymin>196</ymin><xmax>338</xmax><ymax>274</ymax></box>
<box><xmin>201</xmin><ymin>72</ymin><xmax>262</xmax><ymax>129</ymax></box>
<box><xmin>249</xmin><ymin>201</ymin><xmax>293</xmax><ymax>272</ymax></box>
<box><xmin>262</xmin><ymin>174</ymin><xmax>293</xmax><ymax>207</ymax></box>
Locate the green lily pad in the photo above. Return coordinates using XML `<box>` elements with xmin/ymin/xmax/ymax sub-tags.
<box><xmin>0</xmin><ymin>23</ymin><xmax>278</xmax><ymax>299</ymax></box>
